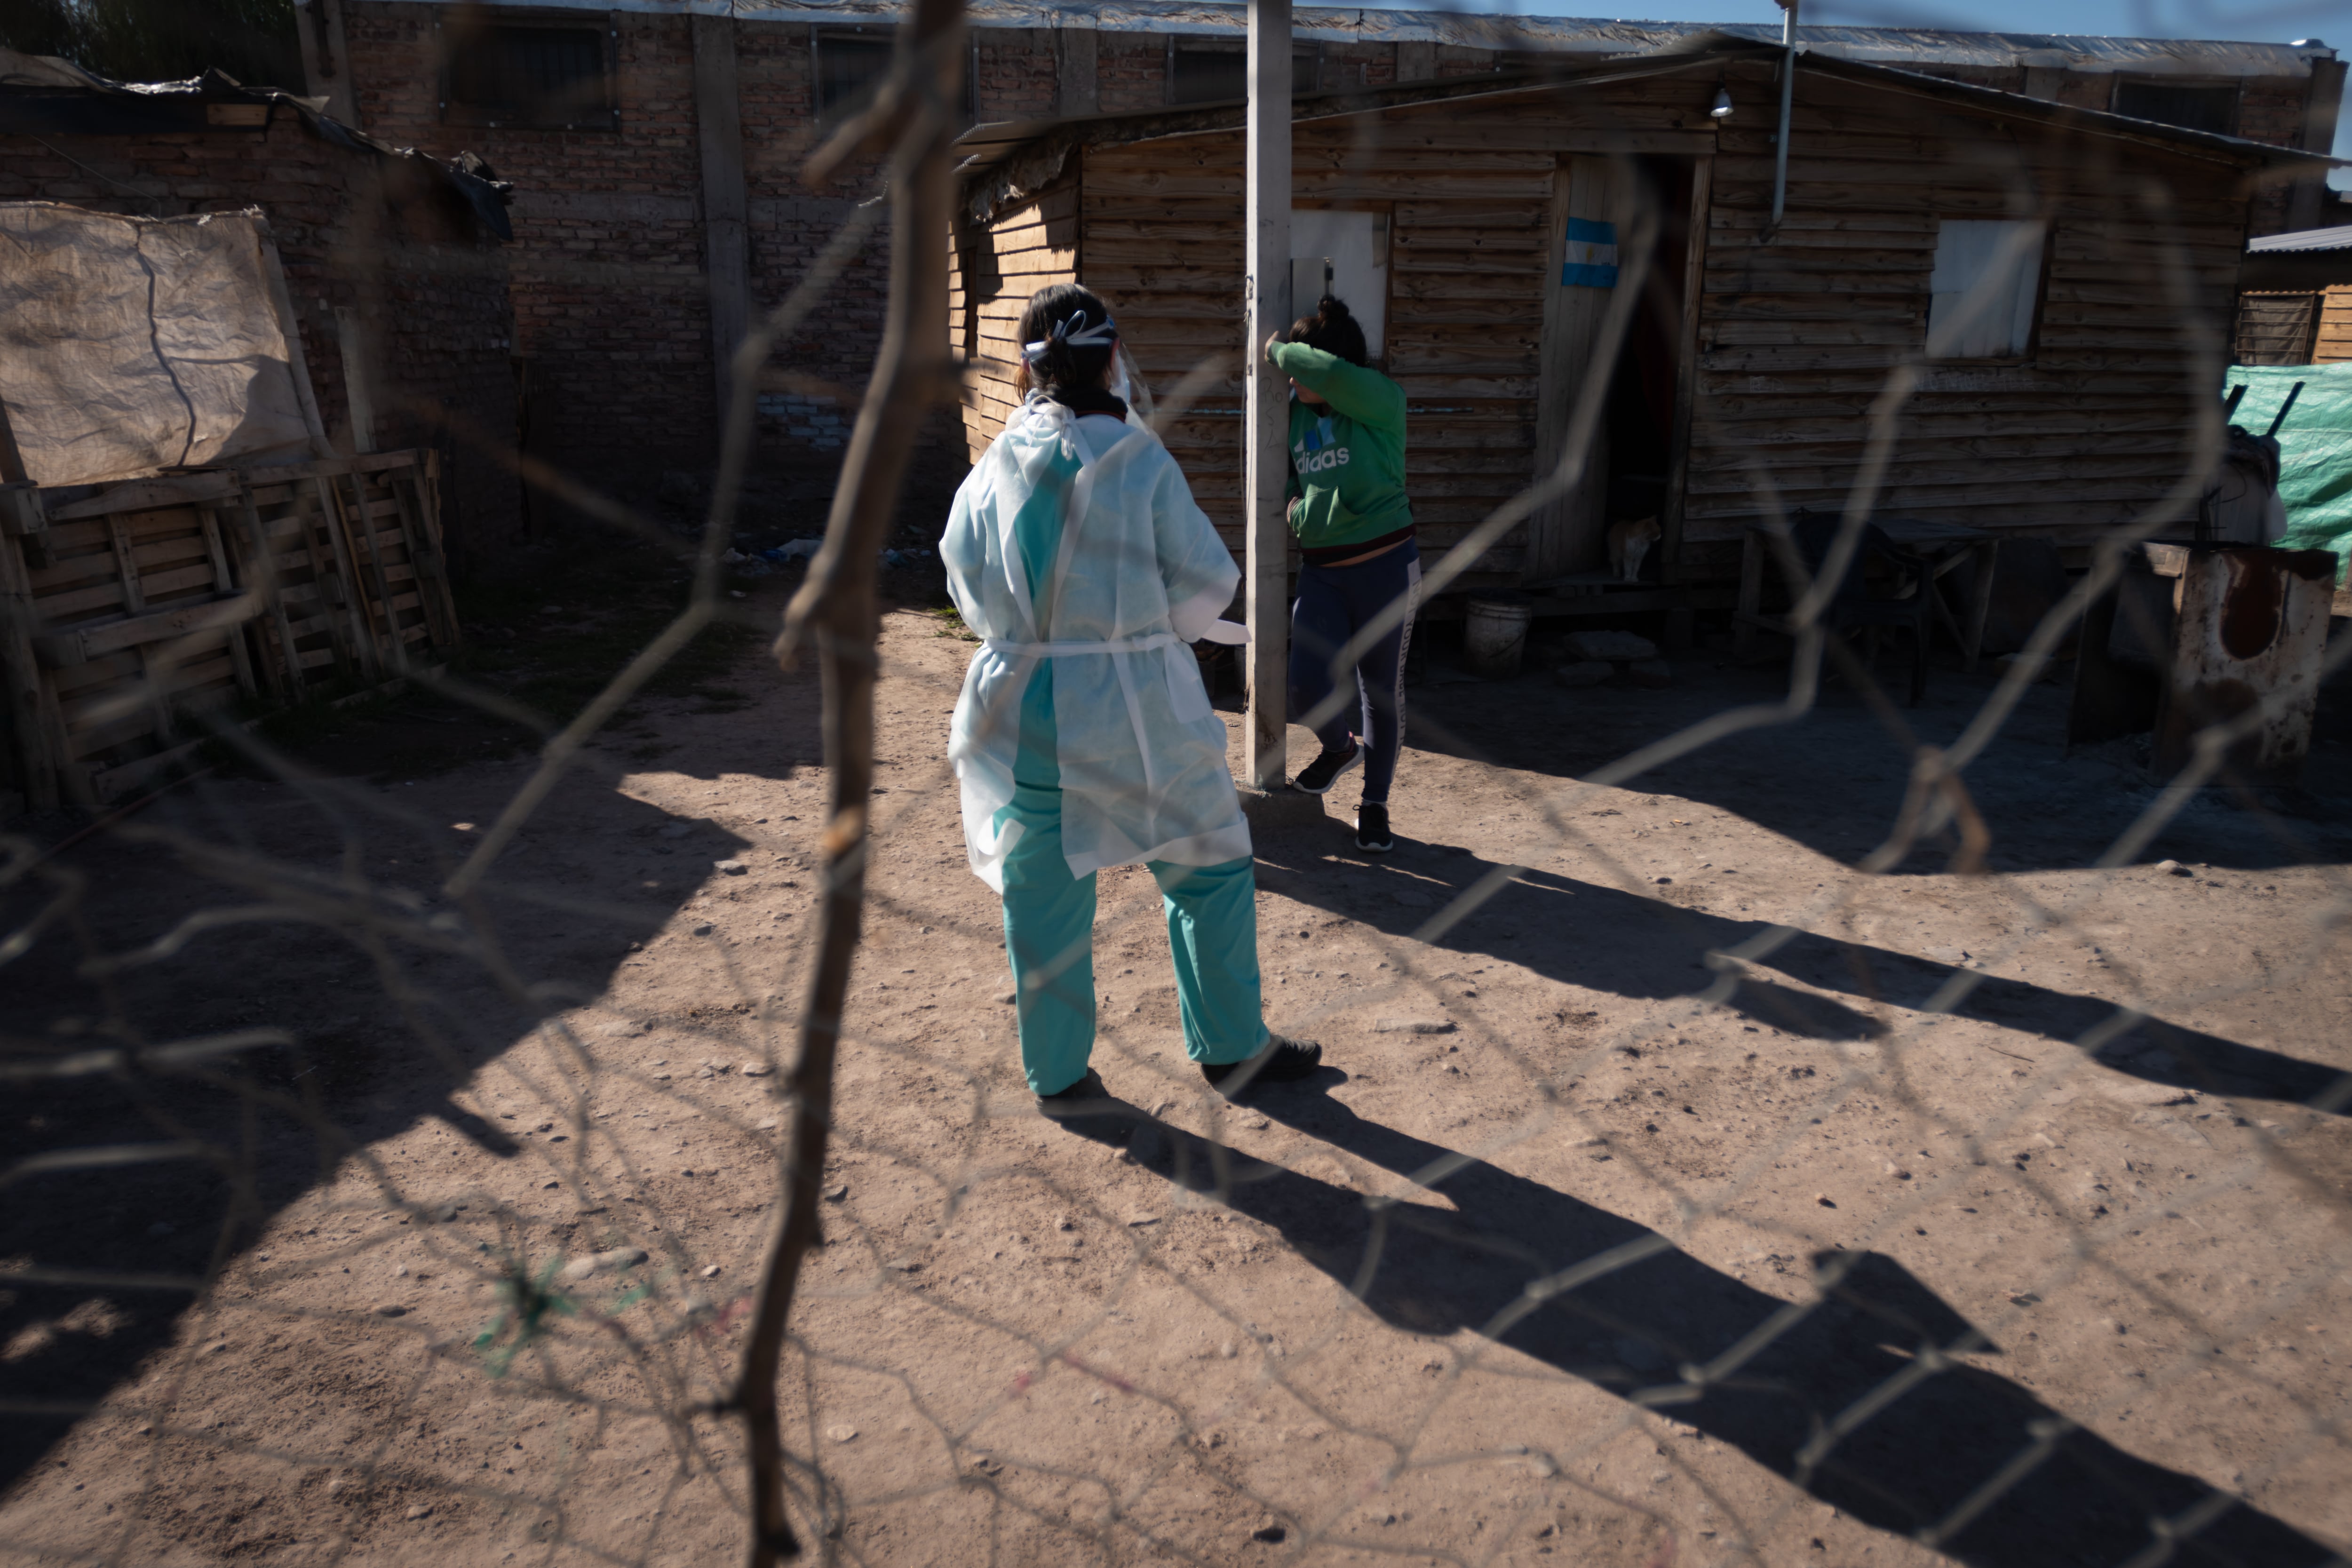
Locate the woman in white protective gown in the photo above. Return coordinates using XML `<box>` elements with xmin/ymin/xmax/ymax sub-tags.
<box><xmin>943</xmin><ymin>284</ymin><xmax>1325</xmax><ymax>1114</ymax></box>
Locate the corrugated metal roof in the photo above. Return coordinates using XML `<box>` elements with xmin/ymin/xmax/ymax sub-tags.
<box><xmin>2249</xmin><ymin>224</ymin><xmax>2352</xmax><ymax>252</ymax></box>
<box><xmin>387</xmin><ymin>0</ymin><xmax>2334</xmax><ymax>76</ymax></box>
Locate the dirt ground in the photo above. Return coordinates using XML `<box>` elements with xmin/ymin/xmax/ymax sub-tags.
<box><xmin>4</xmin><ymin>561</ymin><xmax>2351</xmax><ymax>1568</ymax></box>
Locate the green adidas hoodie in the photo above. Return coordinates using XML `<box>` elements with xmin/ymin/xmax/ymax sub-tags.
<box><xmin>1267</xmin><ymin>340</ymin><xmax>1412</xmax><ymax>553</ymax></box>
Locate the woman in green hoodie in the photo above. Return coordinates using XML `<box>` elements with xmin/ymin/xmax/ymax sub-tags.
<box><xmin>1265</xmin><ymin>295</ymin><xmax>1415</xmax><ymax>854</ymax></box>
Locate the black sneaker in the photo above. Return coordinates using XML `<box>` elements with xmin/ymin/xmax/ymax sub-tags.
<box><xmin>1293</xmin><ymin>740</ymin><xmax>1363</xmax><ymax>796</ymax></box>
<box><xmin>1355</xmin><ymin>802</ymin><xmax>1394</xmax><ymax>855</ymax></box>
<box><xmin>1036</xmin><ymin>1069</ymin><xmax>1112</xmax><ymax>1120</ymax></box>
<box><xmin>1200</xmin><ymin>1035</ymin><xmax>1324</xmax><ymax>1096</ymax></box>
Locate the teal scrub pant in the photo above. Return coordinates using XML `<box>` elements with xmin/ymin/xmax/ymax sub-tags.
<box><xmin>997</xmin><ymin>781</ymin><xmax>1268</xmax><ymax>1096</ymax></box>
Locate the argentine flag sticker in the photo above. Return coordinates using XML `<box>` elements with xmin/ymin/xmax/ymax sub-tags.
<box><xmin>1561</xmin><ymin>217</ymin><xmax>1619</xmax><ymax>288</ymax></box>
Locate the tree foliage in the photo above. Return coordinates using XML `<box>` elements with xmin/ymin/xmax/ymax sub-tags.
<box><xmin>0</xmin><ymin>0</ymin><xmax>302</xmax><ymax>93</ymax></box>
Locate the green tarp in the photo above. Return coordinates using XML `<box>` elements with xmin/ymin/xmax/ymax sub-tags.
<box><xmin>2225</xmin><ymin>363</ymin><xmax>2352</xmax><ymax>585</ymax></box>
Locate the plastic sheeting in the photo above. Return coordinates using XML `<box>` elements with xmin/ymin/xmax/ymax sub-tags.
<box><xmin>2226</xmin><ymin>364</ymin><xmax>2352</xmax><ymax>586</ymax></box>
<box><xmin>0</xmin><ymin>203</ymin><xmax>318</xmax><ymax>487</ymax></box>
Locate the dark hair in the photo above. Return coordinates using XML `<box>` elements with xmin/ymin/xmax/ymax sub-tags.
<box><xmin>1014</xmin><ymin>283</ymin><xmax>1117</xmax><ymax>398</ymax></box>
<box><xmin>1287</xmin><ymin>294</ymin><xmax>1368</xmax><ymax>367</ymax></box>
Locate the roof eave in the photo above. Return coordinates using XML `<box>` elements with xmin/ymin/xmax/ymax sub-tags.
<box><xmin>952</xmin><ymin>39</ymin><xmax>1757</xmax><ymax>177</ymax></box>
<box><xmin>1799</xmin><ymin>51</ymin><xmax>2346</xmax><ymax>169</ymax></box>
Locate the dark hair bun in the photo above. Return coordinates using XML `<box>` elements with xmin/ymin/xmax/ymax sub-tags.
<box><xmin>1289</xmin><ymin>293</ymin><xmax>1371</xmax><ymax>367</ymax></box>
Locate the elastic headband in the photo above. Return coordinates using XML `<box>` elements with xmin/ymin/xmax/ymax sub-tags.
<box><xmin>1022</xmin><ymin>308</ymin><xmax>1118</xmax><ymax>368</ymax></box>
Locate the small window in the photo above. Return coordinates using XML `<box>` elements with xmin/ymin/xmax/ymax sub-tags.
<box><xmin>2111</xmin><ymin>79</ymin><xmax>2238</xmax><ymax>136</ymax></box>
<box><xmin>445</xmin><ymin>24</ymin><xmax>613</xmax><ymax>131</ymax></box>
<box><xmin>1169</xmin><ymin>46</ymin><xmax>1318</xmax><ymax>106</ymax></box>
<box><xmin>1926</xmin><ymin>219</ymin><xmax>2046</xmax><ymax>360</ymax></box>
<box><xmin>2234</xmin><ymin>293</ymin><xmax>2320</xmax><ymax>366</ymax></box>
<box><xmin>818</xmin><ymin>35</ymin><xmax>893</xmax><ymax>117</ymax></box>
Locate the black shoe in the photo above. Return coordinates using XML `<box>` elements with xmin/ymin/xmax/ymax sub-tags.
<box><xmin>1200</xmin><ymin>1035</ymin><xmax>1323</xmax><ymax>1096</ymax></box>
<box><xmin>1293</xmin><ymin>740</ymin><xmax>1363</xmax><ymax>796</ymax></box>
<box><xmin>1036</xmin><ymin>1069</ymin><xmax>1112</xmax><ymax>1120</ymax></box>
<box><xmin>1355</xmin><ymin>802</ymin><xmax>1394</xmax><ymax>854</ymax></box>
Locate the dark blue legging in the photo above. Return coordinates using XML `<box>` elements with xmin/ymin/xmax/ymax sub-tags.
<box><xmin>1287</xmin><ymin>542</ymin><xmax>1420</xmax><ymax>804</ymax></box>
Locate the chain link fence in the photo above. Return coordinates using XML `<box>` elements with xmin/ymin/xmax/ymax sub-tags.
<box><xmin>5</xmin><ymin>3</ymin><xmax>2351</xmax><ymax>1565</ymax></box>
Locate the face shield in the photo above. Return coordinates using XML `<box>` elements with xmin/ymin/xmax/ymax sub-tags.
<box><xmin>1109</xmin><ymin>339</ymin><xmax>1153</xmax><ymax>424</ymax></box>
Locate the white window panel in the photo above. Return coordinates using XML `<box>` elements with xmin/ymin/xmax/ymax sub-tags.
<box><xmin>1927</xmin><ymin>219</ymin><xmax>2045</xmax><ymax>360</ymax></box>
<box><xmin>1289</xmin><ymin>207</ymin><xmax>1387</xmax><ymax>360</ymax></box>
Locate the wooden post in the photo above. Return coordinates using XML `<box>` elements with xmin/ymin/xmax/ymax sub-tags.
<box><xmin>0</xmin><ymin>484</ymin><xmax>62</xmax><ymax>809</ymax></box>
<box><xmin>254</xmin><ymin>218</ymin><xmax>336</xmax><ymax>461</ymax></box>
<box><xmin>196</xmin><ymin>507</ymin><xmax>261</xmax><ymax>698</ymax></box>
<box><xmin>386</xmin><ymin>465</ymin><xmax>457</xmax><ymax>653</ymax></box>
<box><xmin>2289</xmin><ymin>56</ymin><xmax>2346</xmax><ymax>233</ymax></box>
<box><xmin>294</xmin><ymin>0</ymin><xmax>359</xmax><ymax>125</ymax></box>
<box><xmin>342</xmin><ymin>470</ymin><xmax>408</xmax><ymax>672</ymax></box>
<box><xmin>235</xmin><ymin>492</ymin><xmax>308</xmax><ymax>697</ymax></box>
<box><xmin>334</xmin><ymin>307</ymin><xmax>378</xmax><ymax>454</ymax></box>
<box><xmin>314</xmin><ymin>477</ymin><xmax>381</xmax><ymax>680</ymax></box>
<box><xmin>1242</xmin><ymin>0</ymin><xmax>1292</xmax><ymax>793</ymax></box>
<box><xmin>693</xmin><ymin>13</ymin><xmax>753</xmax><ymax>445</ymax></box>
<box><xmin>1056</xmin><ymin>24</ymin><xmax>1098</xmax><ymax>117</ymax></box>
<box><xmin>737</xmin><ymin>3</ymin><xmax>965</xmax><ymax>1560</ymax></box>
<box><xmin>1658</xmin><ymin>156</ymin><xmax>1712</xmax><ymax>594</ymax></box>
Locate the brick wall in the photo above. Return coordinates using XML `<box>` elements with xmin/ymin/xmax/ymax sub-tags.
<box><xmin>974</xmin><ymin>28</ymin><xmax>1060</xmax><ymax>121</ymax></box>
<box><xmin>1098</xmin><ymin>33</ymin><xmax>1168</xmax><ymax>113</ymax></box>
<box><xmin>738</xmin><ymin>24</ymin><xmax>891</xmax><ymax>460</ymax></box>
<box><xmin>1310</xmin><ymin>42</ymin><xmax>1397</xmax><ymax>94</ymax></box>
<box><xmin>347</xmin><ymin>4</ymin><xmax>717</xmax><ymax>484</ymax></box>
<box><xmin>0</xmin><ymin>111</ymin><xmax>520</xmax><ymax>572</ymax></box>
<box><xmin>2236</xmin><ymin>79</ymin><xmax>2316</xmax><ymax>235</ymax></box>
<box><xmin>344</xmin><ymin>0</ymin><xmax>908</xmax><ymax>501</ymax></box>
<box><xmin>1433</xmin><ymin>46</ymin><xmax>1502</xmax><ymax>80</ymax></box>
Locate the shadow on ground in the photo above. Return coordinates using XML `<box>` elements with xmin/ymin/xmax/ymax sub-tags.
<box><xmin>1398</xmin><ymin>653</ymin><xmax>2352</xmax><ymax>876</ymax></box>
<box><xmin>1252</xmin><ymin>831</ymin><xmax>2351</xmax><ymax>1112</ymax></box>
<box><xmin>0</xmin><ymin>766</ymin><xmax>762</xmax><ymax>1495</ymax></box>
<box><xmin>1058</xmin><ymin>1090</ymin><xmax>2337</xmax><ymax>1568</ymax></box>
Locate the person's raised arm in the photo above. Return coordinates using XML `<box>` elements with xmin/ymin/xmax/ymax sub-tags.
<box><xmin>1266</xmin><ymin>338</ymin><xmax>1404</xmax><ymax>432</ymax></box>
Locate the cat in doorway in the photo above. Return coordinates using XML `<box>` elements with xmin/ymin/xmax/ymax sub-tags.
<box><xmin>1607</xmin><ymin>517</ymin><xmax>1660</xmax><ymax>582</ymax></box>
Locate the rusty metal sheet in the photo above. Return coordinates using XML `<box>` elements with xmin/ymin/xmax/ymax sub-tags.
<box><xmin>2152</xmin><ymin>546</ymin><xmax>2336</xmax><ymax>783</ymax></box>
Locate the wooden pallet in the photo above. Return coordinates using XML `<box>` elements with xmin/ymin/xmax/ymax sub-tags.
<box><xmin>0</xmin><ymin>450</ymin><xmax>459</xmax><ymax>810</ymax></box>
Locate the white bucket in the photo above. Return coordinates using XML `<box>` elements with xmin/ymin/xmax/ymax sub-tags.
<box><xmin>1464</xmin><ymin>595</ymin><xmax>1532</xmax><ymax>677</ymax></box>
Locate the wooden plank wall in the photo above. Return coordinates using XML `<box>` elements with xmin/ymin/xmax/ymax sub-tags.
<box><xmin>0</xmin><ymin>451</ymin><xmax>458</xmax><ymax>810</ymax></box>
<box><xmin>1684</xmin><ymin>59</ymin><xmax>2250</xmax><ymax>578</ymax></box>
<box><xmin>2320</xmin><ymin>283</ymin><xmax>2352</xmax><ymax>365</ymax></box>
<box><xmin>1085</xmin><ymin>104</ymin><xmax>1597</xmax><ymax>584</ymax></box>
<box><xmin>953</xmin><ymin>63</ymin><xmax>2262</xmax><ymax>590</ymax></box>
<box><xmin>950</xmin><ymin>178</ymin><xmax>1081</xmax><ymax>460</ymax></box>
<box><xmin>1076</xmin><ymin>78</ymin><xmax>1727</xmax><ymax>583</ymax></box>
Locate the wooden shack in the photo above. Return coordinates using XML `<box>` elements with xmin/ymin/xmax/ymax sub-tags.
<box><xmin>2236</xmin><ymin>223</ymin><xmax>2352</xmax><ymax>365</ymax></box>
<box><xmin>947</xmin><ymin>38</ymin><xmax>2331</xmax><ymax>623</ymax></box>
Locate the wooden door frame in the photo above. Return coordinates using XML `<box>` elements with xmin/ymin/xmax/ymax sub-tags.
<box><xmin>1659</xmin><ymin>155</ymin><xmax>1711</xmax><ymax>587</ymax></box>
<box><xmin>1528</xmin><ymin>152</ymin><xmax>1629</xmax><ymax>582</ymax></box>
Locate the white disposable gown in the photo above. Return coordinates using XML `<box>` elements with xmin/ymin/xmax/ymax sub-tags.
<box><xmin>944</xmin><ymin>396</ymin><xmax>1251</xmax><ymax>891</ymax></box>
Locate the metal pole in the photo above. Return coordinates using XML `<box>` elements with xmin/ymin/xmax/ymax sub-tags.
<box><xmin>1770</xmin><ymin>0</ymin><xmax>1797</xmax><ymax>233</ymax></box>
<box><xmin>1243</xmin><ymin>0</ymin><xmax>1292</xmax><ymax>791</ymax></box>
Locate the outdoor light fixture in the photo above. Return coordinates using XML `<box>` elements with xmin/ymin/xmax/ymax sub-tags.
<box><xmin>1710</xmin><ymin>86</ymin><xmax>1734</xmax><ymax>119</ymax></box>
